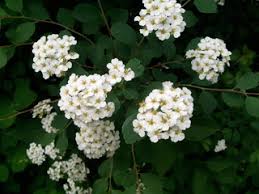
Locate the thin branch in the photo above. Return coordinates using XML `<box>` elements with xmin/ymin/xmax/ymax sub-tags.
<box><xmin>131</xmin><ymin>144</ymin><xmax>140</xmax><ymax>189</ymax></box>
<box><xmin>0</xmin><ymin>42</ymin><xmax>33</xmax><ymax>48</ymax></box>
<box><xmin>0</xmin><ymin>16</ymin><xmax>95</xmax><ymax>46</ymax></box>
<box><xmin>0</xmin><ymin>99</ymin><xmax>59</xmax><ymax>121</ymax></box>
<box><xmin>108</xmin><ymin>157</ymin><xmax>114</xmax><ymax>193</ymax></box>
<box><xmin>182</xmin><ymin>0</ymin><xmax>192</xmax><ymax>7</ymax></box>
<box><xmin>97</xmin><ymin>0</ymin><xmax>112</xmax><ymax>36</ymax></box>
<box><xmin>178</xmin><ymin>84</ymin><xmax>259</xmax><ymax>96</ymax></box>
<box><xmin>137</xmin><ymin>36</ymin><xmax>145</xmax><ymax>47</ymax></box>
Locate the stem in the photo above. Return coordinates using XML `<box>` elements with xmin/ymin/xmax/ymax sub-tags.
<box><xmin>108</xmin><ymin>157</ymin><xmax>114</xmax><ymax>193</ymax></box>
<box><xmin>137</xmin><ymin>37</ymin><xmax>145</xmax><ymax>47</ymax></box>
<box><xmin>97</xmin><ymin>0</ymin><xmax>112</xmax><ymax>36</ymax></box>
<box><xmin>182</xmin><ymin>0</ymin><xmax>192</xmax><ymax>7</ymax></box>
<box><xmin>0</xmin><ymin>99</ymin><xmax>59</xmax><ymax>121</ymax></box>
<box><xmin>131</xmin><ymin>144</ymin><xmax>140</xmax><ymax>189</ymax></box>
<box><xmin>0</xmin><ymin>16</ymin><xmax>95</xmax><ymax>46</ymax></box>
<box><xmin>178</xmin><ymin>84</ymin><xmax>259</xmax><ymax>96</ymax></box>
<box><xmin>0</xmin><ymin>42</ymin><xmax>33</xmax><ymax>48</ymax></box>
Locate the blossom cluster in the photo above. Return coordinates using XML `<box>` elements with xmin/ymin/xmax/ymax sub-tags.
<box><xmin>134</xmin><ymin>0</ymin><xmax>186</xmax><ymax>40</ymax></box>
<box><xmin>26</xmin><ymin>142</ymin><xmax>60</xmax><ymax>165</ymax></box>
<box><xmin>32</xmin><ymin>99</ymin><xmax>59</xmax><ymax>134</ymax></box>
<box><xmin>133</xmin><ymin>81</ymin><xmax>193</xmax><ymax>143</ymax></box>
<box><xmin>215</xmin><ymin>0</ymin><xmax>225</xmax><ymax>6</ymax></box>
<box><xmin>47</xmin><ymin>154</ymin><xmax>91</xmax><ymax>194</ymax></box>
<box><xmin>185</xmin><ymin>37</ymin><xmax>232</xmax><ymax>83</ymax></box>
<box><xmin>32</xmin><ymin>34</ymin><xmax>79</xmax><ymax>79</ymax></box>
<box><xmin>58</xmin><ymin>58</ymin><xmax>134</xmax><ymax>129</ymax></box>
<box><xmin>76</xmin><ymin>120</ymin><xmax>120</xmax><ymax>159</ymax></box>
<box><xmin>214</xmin><ymin>139</ymin><xmax>227</xmax><ymax>152</ymax></box>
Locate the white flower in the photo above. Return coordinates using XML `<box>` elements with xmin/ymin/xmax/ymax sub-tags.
<box><xmin>32</xmin><ymin>99</ymin><xmax>53</xmax><ymax>119</ymax></box>
<box><xmin>26</xmin><ymin>143</ymin><xmax>46</xmax><ymax>165</ymax></box>
<box><xmin>135</xmin><ymin>0</ymin><xmax>186</xmax><ymax>40</ymax></box>
<box><xmin>133</xmin><ymin>81</ymin><xmax>193</xmax><ymax>143</ymax></box>
<box><xmin>215</xmin><ymin>0</ymin><xmax>225</xmax><ymax>6</ymax></box>
<box><xmin>32</xmin><ymin>34</ymin><xmax>79</xmax><ymax>79</ymax></box>
<box><xmin>41</xmin><ymin>112</ymin><xmax>59</xmax><ymax>133</ymax></box>
<box><xmin>47</xmin><ymin>154</ymin><xmax>89</xmax><ymax>182</ymax></box>
<box><xmin>58</xmin><ymin>58</ymin><xmax>134</xmax><ymax>128</ymax></box>
<box><xmin>186</xmin><ymin>37</ymin><xmax>231</xmax><ymax>83</ymax></box>
<box><xmin>44</xmin><ymin>142</ymin><xmax>60</xmax><ymax>160</ymax></box>
<box><xmin>75</xmin><ymin>120</ymin><xmax>120</xmax><ymax>159</ymax></box>
<box><xmin>214</xmin><ymin>139</ymin><xmax>227</xmax><ymax>152</ymax></box>
<box><xmin>63</xmin><ymin>179</ymin><xmax>92</xmax><ymax>194</ymax></box>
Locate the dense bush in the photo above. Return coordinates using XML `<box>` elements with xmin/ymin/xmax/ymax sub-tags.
<box><xmin>0</xmin><ymin>0</ymin><xmax>259</xmax><ymax>193</ymax></box>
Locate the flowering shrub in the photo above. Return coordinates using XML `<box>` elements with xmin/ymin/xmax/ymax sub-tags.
<box><xmin>0</xmin><ymin>0</ymin><xmax>259</xmax><ymax>194</ymax></box>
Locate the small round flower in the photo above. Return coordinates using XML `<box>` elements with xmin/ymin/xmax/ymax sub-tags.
<box><xmin>63</xmin><ymin>178</ymin><xmax>92</xmax><ymax>194</ymax></box>
<box><xmin>133</xmin><ymin>81</ymin><xmax>193</xmax><ymax>143</ymax></box>
<box><xmin>26</xmin><ymin>143</ymin><xmax>46</xmax><ymax>165</ymax></box>
<box><xmin>32</xmin><ymin>34</ymin><xmax>79</xmax><ymax>79</ymax></box>
<box><xmin>32</xmin><ymin>99</ymin><xmax>53</xmax><ymax>119</ymax></box>
<box><xmin>185</xmin><ymin>37</ymin><xmax>232</xmax><ymax>83</ymax></box>
<box><xmin>41</xmin><ymin>112</ymin><xmax>59</xmax><ymax>133</ymax></box>
<box><xmin>44</xmin><ymin>142</ymin><xmax>60</xmax><ymax>160</ymax></box>
<box><xmin>75</xmin><ymin>120</ymin><xmax>120</xmax><ymax>159</ymax></box>
<box><xmin>214</xmin><ymin>139</ymin><xmax>227</xmax><ymax>152</ymax></box>
<box><xmin>135</xmin><ymin>0</ymin><xmax>186</xmax><ymax>41</ymax></box>
<box><xmin>215</xmin><ymin>0</ymin><xmax>225</xmax><ymax>6</ymax></box>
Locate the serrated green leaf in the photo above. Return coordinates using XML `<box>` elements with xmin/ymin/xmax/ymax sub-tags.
<box><xmin>6</xmin><ymin>22</ymin><xmax>35</xmax><ymax>43</ymax></box>
<box><xmin>98</xmin><ymin>159</ymin><xmax>112</xmax><ymax>177</ymax></box>
<box><xmin>183</xmin><ymin>10</ymin><xmax>198</xmax><ymax>28</ymax></box>
<box><xmin>73</xmin><ymin>3</ymin><xmax>101</xmax><ymax>23</ymax></box>
<box><xmin>198</xmin><ymin>91</ymin><xmax>217</xmax><ymax>114</ymax></box>
<box><xmin>126</xmin><ymin>58</ymin><xmax>144</xmax><ymax>77</ymax></box>
<box><xmin>245</xmin><ymin>97</ymin><xmax>259</xmax><ymax>118</ymax></box>
<box><xmin>92</xmin><ymin>178</ymin><xmax>108</xmax><ymax>194</ymax></box>
<box><xmin>24</xmin><ymin>1</ymin><xmax>49</xmax><ymax>20</ymax></box>
<box><xmin>56</xmin><ymin>129</ymin><xmax>68</xmax><ymax>155</ymax></box>
<box><xmin>107</xmin><ymin>8</ymin><xmax>128</xmax><ymax>24</ymax></box>
<box><xmin>236</xmin><ymin>72</ymin><xmax>259</xmax><ymax>90</ymax></box>
<box><xmin>57</xmin><ymin>8</ymin><xmax>75</xmax><ymax>28</ymax></box>
<box><xmin>111</xmin><ymin>23</ymin><xmax>137</xmax><ymax>46</ymax></box>
<box><xmin>123</xmin><ymin>88</ymin><xmax>139</xmax><ymax>100</ymax></box>
<box><xmin>113</xmin><ymin>170</ymin><xmax>135</xmax><ymax>188</ymax></box>
<box><xmin>194</xmin><ymin>0</ymin><xmax>217</xmax><ymax>13</ymax></box>
<box><xmin>0</xmin><ymin>49</ymin><xmax>7</xmax><ymax>69</ymax></box>
<box><xmin>221</xmin><ymin>93</ymin><xmax>244</xmax><ymax>108</ymax></box>
<box><xmin>5</xmin><ymin>0</ymin><xmax>23</xmax><ymax>12</ymax></box>
<box><xmin>122</xmin><ymin>114</ymin><xmax>142</xmax><ymax>144</ymax></box>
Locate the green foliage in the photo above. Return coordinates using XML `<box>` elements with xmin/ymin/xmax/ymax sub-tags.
<box><xmin>0</xmin><ymin>0</ymin><xmax>258</xmax><ymax>193</ymax></box>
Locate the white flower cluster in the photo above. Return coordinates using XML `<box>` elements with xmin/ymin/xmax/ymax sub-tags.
<box><xmin>32</xmin><ymin>34</ymin><xmax>79</xmax><ymax>79</ymax></box>
<box><xmin>63</xmin><ymin>179</ymin><xmax>92</xmax><ymax>194</ymax></box>
<box><xmin>76</xmin><ymin>120</ymin><xmax>120</xmax><ymax>159</ymax></box>
<box><xmin>47</xmin><ymin>154</ymin><xmax>89</xmax><ymax>182</ymax></box>
<box><xmin>58</xmin><ymin>58</ymin><xmax>134</xmax><ymax>128</ymax></box>
<box><xmin>134</xmin><ymin>0</ymin><xmax>186</xmax><ymax>40</ymax></box>
<box><xmin>32</xmin><ymin>99</ymin><xmax>59</xmax><ymax>134</ymax></box>
<box><xmin>41</xmin><ymin>112</ymin><xmax>59</xmax><ymax>133</ymax></box>
<box><xmin>214</xmin><ymin>139</ymin><xmax>227</xmax><ymax>152</ymax></box>
<box><xmin>26</xmin><ymin>142</ymin><xmax>60</xmax><ymax>165</ymax></box>
<box><xmin>133</xmin><ymin>81</ymin><xmax>193</xmax><ymax>143</ymax></box>
<box><xmin>186</xmin><ymin>37</ymin><xmax>232</xmax><ymax>83</ymax></box>
<box><xmin>32</xmin><ymin>99</ymin><xmax>53</xmax><ymax>119</ymax></box>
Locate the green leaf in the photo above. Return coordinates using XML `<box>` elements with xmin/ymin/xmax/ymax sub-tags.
<box><xmin>194</xmin><ymin>0</ymin><xmax>217</xmax><ymax>13</ymax></box>
<box><xmin>92</xmin><ymin>178</ymin><xmax>108</xmax><ymax>194</ymax></box>
<box><xmin>236</xmin><ymin>72</ymin><xmax>259</xmax><ymax>90</ymax></box>
<box><xmin>113</xmin><ymin>170</ymin><xmax>135</xmax><ymax>188</ymax></box>
<box><xmin>206</xmin><ymin>158</ymin><xmax>234</xmax><ymax>172</ymax></box>
<box><xmin>126</xmin><ymin>58</ymin><xmax>144</xmax><ymax>77</ymax></box>
<box><xmin>24</xmin><ymin>1</ymin><xmax>49</xmax><ymax>20</ymax></box>
<box><xmin>183</xmin><ymin>11</ymin><xmax>198</xmax><ymax>28</ymax></box>
<box><xmin>107</xmin><ymin>8</ymin><xmax>128</xmax><ymax>24</ymax></box>
<box><xmin>186</xmin><ymin>37</ymin><xmax>202</xmax><ymax>51</ymax></box>
<box><xmin>152</xmin><ymin>69</ymin><xmax>177</xmax><ymax>82</ymax></box>
<box><xmin>73</xmin><ymin>3</ymin><xmax>101</xmax><ymax>23</ymax></box>
<box><xmin>142</xmin><ymin>173</ymin><xmax>163</xmax><ymax>194</ymax></box>
<box><xmin>221</xmin><ymin>93</ymin><xmax>244</xmax><ymax>108</ymax></box>
<box><xmin>0</xmin><ymin>164</ymin><xmax>9</xmax><ymax>182</ymax></box>
<box><xmin>192</xmin><ymin>170</ymin><xmax>208</xmax><ymax>194</ymax></box>
<box><xmin>198</xmin><ymin>91</ymin><xmax>217</xmax><ymax>114</ymax></box>
<box><xmin>56</xmin><ymin>129</ymin><xmax>68</xmax><ymax>155</ymax></box>
<box><xmin>0</xmin><ymin>96</ymin><xmax>16</xmax><ymax>129</ymax></box>
<box><xmin>245</xmin><ymin>97</ymin><xmax>259</xmax><ymax>118</ymax></box>
<box><xmin>162</xmin><ymin>38</ymin><xmax>176</xmax><ymax>59</ymax></box>
<box><xmin>122</xmin><ymin>114</ymin><xmax>142</xmax><ymax>144</ymax></box>
<box><xmin>14</xmin><ymin>79</ymin><xmax>37</xmax><ymax>110</ymax></box>
<box><xmin>57</xmin><ymin>8</ymin><xmax>75</xmax><ymax>28</ymax></box>
<box><xmin>9</xmin><ymin>148</ymin><xmax>29</xmax><ymax>173</ymax></box>
<box><xmin>6</xmin><ymin>22</ymin><xmax>35</xmax><ymax>43</ymax></box>
<box><xmin>123</xmin><ymin>88</ymin><xmax>139</xmax><ymax>100</ymax></box>
<box><xmin>52</xmin><ymin>114</ymin><xmax>69</xmax><ymax>129</ymax></box>
<box><xmin>5</xmin><ymin>0</ymin><xmax>23</xmax><ymax>12</ymax></box>
<box><xmin>111</xmin><ymin>23</ymin><xmax>137</xmax><ymax>46</ymax></box>
<box><xmin>0</xmin><ymin>49</ymin><xmax>7</xmax><ymax>69</ymax></box>
<box><xmin>185</xmin><ymin>118</ymin><xmax>220</xmax><ymax>141</ymax></box>
<box><xmin>98</xmin><ymin>159</ymin><xmax>112</xmax><ymax>177</ymax></box>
